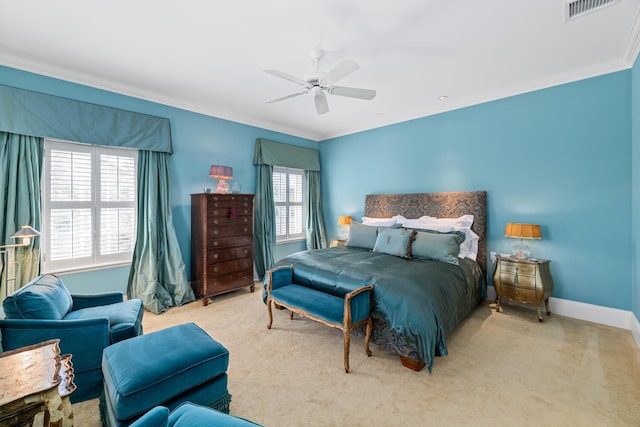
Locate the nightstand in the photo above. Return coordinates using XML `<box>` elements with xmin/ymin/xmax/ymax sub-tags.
<box><xmin>330</xmin><ymin>239</ymin><xmax>347</xmax><ymax>247</ymax></box>
<box><xmin>493</xmin><ymin>255</ymin><xmax>554</xmax><ymax>322</ymax></box>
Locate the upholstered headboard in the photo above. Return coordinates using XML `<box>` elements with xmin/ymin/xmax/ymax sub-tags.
<box><xmin>364</xmin><ymin>191</ymin><xmax>487</xmax><ymax>278</ymax></box>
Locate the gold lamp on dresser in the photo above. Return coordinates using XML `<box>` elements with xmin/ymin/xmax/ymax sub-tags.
<box><xmin>494</xmin><ymin>222</ymin><xmax>554</xmax><ymax>322</ymax></box>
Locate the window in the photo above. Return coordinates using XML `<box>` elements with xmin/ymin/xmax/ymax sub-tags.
<box><xmin>273</xmin><ymin>167</ymin><xmax>305</xmax><ymax>242</ymax></box>
<box><xmin>42</xmin><ymin>140</ymin><xmax>138</xmax><ymax>273</ymax></box>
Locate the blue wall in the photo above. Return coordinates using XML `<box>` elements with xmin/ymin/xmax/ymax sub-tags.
<box><xmin>632</xmin><ymin>55</ymin><xmax>640</xmax><ymax>322</ymax></box>
<box><xmin>1</xmin><ymin>65</ymin><xmax>636</xmax><ymax>312</ymax></box>
<box><xmin>320</xmin><ymin>71</ymin><xmax>632</xmax><ymax>310</ymax></box>
<box><xmin>0</xmin><ymin>65</ymin><xmax>316</xmax><ymax>294</ymax></box>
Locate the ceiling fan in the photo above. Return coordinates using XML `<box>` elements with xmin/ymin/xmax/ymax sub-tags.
<box><xmin>264</xmin><ymin>48</ymin><xmax>376</xmax><ymax>115</ymax></box>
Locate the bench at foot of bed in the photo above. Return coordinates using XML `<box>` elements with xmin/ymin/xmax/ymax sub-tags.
<box><xmin>265</xmin><ymin>265</ymin><xmax>374</xmax><ymax>373</ymax></box>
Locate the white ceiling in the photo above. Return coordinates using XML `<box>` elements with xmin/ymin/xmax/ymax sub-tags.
<box><xmin>1</xmin><ymin>1</ymin><xmax>639</xmax><ymax>141</ymax></box>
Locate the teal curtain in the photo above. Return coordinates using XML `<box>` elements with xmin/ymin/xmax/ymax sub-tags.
<box><xmin>127</xmin><ymin>150</ymin><xmax>194</xmax><ymax>314</ymax></box>
<box><xmin>0</xmin><ymin>84</ymin><xmax>172</xmax><ymax>153</ymax></box>
<box><xmin>305</xmin><ymin>170</ymin><xmax>327</xmax><ymax>250</ymax></box>
<box><xmin>0</xmin><ymin>132</ymin><xmax>43</xmax><ymax>298</ymax></box>
<box><xmin>253</xmin><ymin>138</ymin><xmax>327</xmax><ymax>276</ymax></box>
<box><xmin>253</xmin><ymin>164</ymin><xmax>275</xmax><ymax>278</ymax></box>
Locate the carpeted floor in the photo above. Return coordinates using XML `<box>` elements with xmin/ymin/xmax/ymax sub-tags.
<box><xmin>73</xmin><ymin>286</ymin><xmax>640</xmax><ymax>426</ymax></box>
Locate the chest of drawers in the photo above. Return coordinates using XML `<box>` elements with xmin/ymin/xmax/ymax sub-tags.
<box><xmin>191</xmin><ymin>193</ymin><xmax>255</xmax><ymax>305</ymax></box>
<box><xmin>493</xmin><ymin>255</ymin><xmax>554</xmax><ymax>322</ymax></box>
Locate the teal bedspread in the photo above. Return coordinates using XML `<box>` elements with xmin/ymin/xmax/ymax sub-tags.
<box><xmin>272</xmin><ymin>246</ymin><xmax>484</xmax><ymax>371</ymax></box>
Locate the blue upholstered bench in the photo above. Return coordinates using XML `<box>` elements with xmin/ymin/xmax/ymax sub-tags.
<box><xmin>130</xmin><ymin>402</ymin><xmax>262</xmax><ymax>427</ymax></box>
<box><xmin>265</xmin><ymin>265</ymin><xmax>374</xmax><ymax>373</ymax></box>
<box><xmin>100</xmin><ymin>323</ymin><xmax>231</xmax><ymax>427</ymax></box>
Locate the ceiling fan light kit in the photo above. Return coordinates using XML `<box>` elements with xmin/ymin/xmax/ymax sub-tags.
<box><xmin>265</xmin><ymin>49</ymin><xmax>376</xmax><ymax>115</ymax></box>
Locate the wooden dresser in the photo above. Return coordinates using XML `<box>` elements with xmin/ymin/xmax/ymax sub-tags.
<box><xmin>191</xmin><ymin>193</ymin><xmax>255</xmax><ymax>305</ymax></box>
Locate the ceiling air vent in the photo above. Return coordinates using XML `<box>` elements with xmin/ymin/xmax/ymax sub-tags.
<box><xmin>565</xmin><ymin>0</ymin><xmax>620</xmax><ymax>21</ymax></box>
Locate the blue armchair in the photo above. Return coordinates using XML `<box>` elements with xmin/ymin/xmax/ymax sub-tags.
<box><xmin>0</xmin><ymin>274</ymin><xmax>144</xmax><ymax>403</ymax></box>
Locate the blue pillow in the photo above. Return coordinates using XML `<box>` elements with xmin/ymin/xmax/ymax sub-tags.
<box><xmin>346</xmin><ymin>222</ymin><xmax>379</xmax><ymax>249</ymax></box>
<box><xmin>2</xmin><ymin>274</ymin><xmax>73</xmax><ymax>320</ymax></box>
<box><xmin>411</xmin><ymin>229</ymin><xmax>465</xmax><ymax>265</ymax></box>
<box><xmin>373</xmin><ymin>228</ymin><xmax>416</xmax><ymax>259</ymax></box>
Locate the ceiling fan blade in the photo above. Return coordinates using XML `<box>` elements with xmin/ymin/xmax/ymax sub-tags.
<box><xmin>265</xmin><ymin>91</ymin><xmax>307</xmax><ymax>104</ymax></box>
<box><xmin>329</xmin><ymin>86</ymin><xmax>376</xmax><ymax>100</ymax></box>
<box><xmin>264</xmin><ymin>69</ymin><xmax>310</xmax><ymax>88</ymax></box>
<box><xmin>324</xmin><ymin>59</ymin><xmax>359</xmax><ymax>84</ymax></box>
<box><xmin>314</xmin><ymin>92</ymin><xmax>329</xmax><ymax>115</ymax></box>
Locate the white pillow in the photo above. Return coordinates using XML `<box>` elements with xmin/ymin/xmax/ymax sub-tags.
<box><xmin>396</xmin><ymin>215</ymin><xmax>434</xmax><ymax>228</ymax></box>
<box><xmin>361</xmin><ymin>215</ymin><xmax>402</xmax><ymax>227</ymax></box>
<box><xmin>419</xmin><ymin>214</ymin><xmax>474</xmax><ymax>228</ymax></box>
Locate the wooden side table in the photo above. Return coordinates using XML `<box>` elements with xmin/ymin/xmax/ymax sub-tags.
<box><xmin>0</xmin><ymin>339</ymin><xmax>76</xmax><ymax>427</ymax></box>
<box><xmin>330</xmin><ymin>239</ymin><xmax>347</xmax><ymax>247</ymax></box>
<box><xmin>493</xmin><ymin>255</ymin><xmax>554</xmax><ymax>322</ymax></box>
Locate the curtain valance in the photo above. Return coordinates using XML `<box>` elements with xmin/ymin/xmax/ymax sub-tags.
<box><xmin>0</xmin><ymin>84</ymin><xmax>172</xmax><ymax>153</ymax></box>
<box><xmin>253</xmin><ymin>138</ymin><xmax>319</xmax><ymax>171</ymax></box>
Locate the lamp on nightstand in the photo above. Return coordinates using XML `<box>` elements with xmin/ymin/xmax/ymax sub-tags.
<box><xmin>504</xmin><ymin>223</ymin><xmax>541</xmax><ymax>260</ymax></box>
<box><xmin>337</xmin><ymin>215</ymin><xmax>352</xmax><ymax>240</ymax></box>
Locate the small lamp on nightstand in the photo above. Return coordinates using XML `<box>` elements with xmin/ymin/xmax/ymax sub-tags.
<box><xmin>505</xmin><ymin>223</ymin><xmax>541</xmax><ymax>260</ymax></box>
<box><xmin>337</xmin><ymin>215</ymin><xmax>352</xmax><ymax>240</ymax></box>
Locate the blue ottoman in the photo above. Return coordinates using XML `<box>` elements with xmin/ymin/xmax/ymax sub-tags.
<box><xmin>100</xmin><ymin>323</ymin><xmax>231</xmax><ymax>427</ymax></box>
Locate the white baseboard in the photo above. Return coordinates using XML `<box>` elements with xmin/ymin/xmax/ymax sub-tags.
<box><xmin>486</xmin><ymin>286</ymin><xmax>640</xmax><ymax>349</ymax></box>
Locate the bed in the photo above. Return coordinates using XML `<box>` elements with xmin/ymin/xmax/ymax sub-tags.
<box><xmin>271</xmin><ymin>191</ymin><xmax>487</xmax><ymax>372</ymax></box>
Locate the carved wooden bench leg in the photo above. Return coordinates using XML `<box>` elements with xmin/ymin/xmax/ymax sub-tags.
<box><xmin>365</xmin><ymin>317</ymin><xmax>373</xmax><ymax>357</ymax></box>
<box><xmin>343</xmin><ymin>329</ymin><xmax>351</xmax><ymax>373</ymax></box>
<box><xmin>266</xmin><ymin>298</ymin><xmax>273</xmax><ymax>329</ymax></box>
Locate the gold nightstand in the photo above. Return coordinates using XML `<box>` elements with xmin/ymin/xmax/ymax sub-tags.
<box><xmin>493</xmin><ymin>255</ymin><xmax>554</xmax><ymax>322</ymax></box>
<box><xmin>330</xmin><ymin>239</ymin><xmax>347</xmax><ymax>247</ymax></box>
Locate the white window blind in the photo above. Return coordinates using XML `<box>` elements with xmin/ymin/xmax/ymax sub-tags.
<box><xmin>273</xmin><ymin>167</ymin><xmax>305</xmax><ymax>242</ymax></box>
<box><xmin>42</xmin><ymin>140</ymin><xmax>137</xmax><ymax>273</ymax></box>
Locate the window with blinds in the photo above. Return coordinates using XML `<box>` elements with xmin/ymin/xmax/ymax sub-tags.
<box><xmin>42</xmin><ymin>140</ymin><xmax>137</xmax><ymax>273</ymax></box>
<box><xmin>273</xmin><ymin>166</ymin><xmax>305</xmax><ymax>242</ymax></box>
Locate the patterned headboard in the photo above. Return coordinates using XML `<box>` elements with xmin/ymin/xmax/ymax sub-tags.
<box><xmin>364</xmin><ymin>191</ymin><xmax>487</xmax><ymax>278</ymax></box>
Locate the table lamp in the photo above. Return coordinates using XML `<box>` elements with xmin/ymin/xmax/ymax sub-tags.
<box><xmin>504</xmin><ymin>223</ymin><xmax>541</xmax><ymax>260</ymax></box>
<box><xmin>209</xmin><ymin>165</ymin><xmax>233</xmax><ymax>194</ymax></box>
<box><xmin>338</xmin><ymin>215</ymin><xmax>352</xmax><ymax>240</ymax></box>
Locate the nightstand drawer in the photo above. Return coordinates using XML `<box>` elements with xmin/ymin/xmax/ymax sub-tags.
<box><xmin>500</xmin><ymin>273</ymin><xmax>537</xmax><ymax>289</ymax></box>
<box><xmin>500</xmin><ymin>262</ymin><xmax>536</xmax><ymax>277</ymax></box>
<box><xmin>500</xmin><ymin>285</ymin><xmax>538</xmax><ymax>302</ymax></box>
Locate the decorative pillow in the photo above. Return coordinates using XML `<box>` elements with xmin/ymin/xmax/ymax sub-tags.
<box><xmin>405</xmin><ymin>221</ymin><xmax>479</xmax><ymax>261</ymax></box>
<box><xmin>373</xmin><ymin>228</ymin><xmax>416</xmax><ymax>259</ymax></box>
<box><xmin>347</xmin><ymin>222</ymin><xmax>380</xmax><ymax>249</ymax></box>
<box><xmin>2</xmin><ymin>274</ymin><xmax>73</xmax><ymax>320</ymax></box>
<box><xmin>411</xmin><ymin>229</ymin><xmax>465</xmax><ymax>265</ymax></box>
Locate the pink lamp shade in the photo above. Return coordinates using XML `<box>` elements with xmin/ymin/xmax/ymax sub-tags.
<box><xmin>209</xmin><ymin>165</ymin><xmax>233</xmax><ymax>179</ymax></box>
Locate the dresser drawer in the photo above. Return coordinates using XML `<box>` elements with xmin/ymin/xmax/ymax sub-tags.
<box><xmin>207</xmin><ymin>258</ymin><xmax>253</xmax><ymax>277</ymax></box>
<box><xmin>207</xmin><ymin>223</ymin><xmax>253</xmax><ymax>238</ymax></box>
<box><xmin>206</xmin><ymin>271</ymin><xmax>254</xmax><ymax>293</ymax></box>
<box><xmin>208</xmin><ymin>246</ymin><xmax>252</xmax><ymax>263</ymax></box>
<box><xmin>208</xmin><ymin>235</ymin><xmax>253</xmax><ymax>250</ymax></box>
<box><xmin>500</xmin><ymin>284</ymin><xmax>538</xmax><ymax>303</ymax></box>
<box><xmin>207</xmin><ymin>216</ymin><xmax>252</xmax><ymax>227</ymax></box>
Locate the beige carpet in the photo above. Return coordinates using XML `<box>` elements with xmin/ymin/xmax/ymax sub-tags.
<box><xmin>72</xmin><ymin>286</ymin><xmax>640</xmax><ymax>426</ymax></box>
